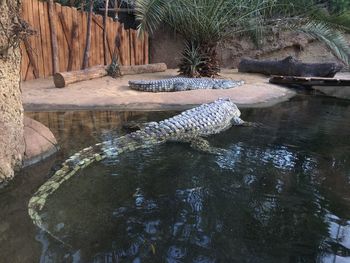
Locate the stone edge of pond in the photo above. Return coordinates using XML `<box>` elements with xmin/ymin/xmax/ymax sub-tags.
<box><xmin>23</xmin><ymin>91</ymin><xmax>296</xmax><ymax>112</ymax></box>
<box><xmin>23</xmin><ymin>117</ymin><xmax>59</xmax><ymax>168</ymax></box>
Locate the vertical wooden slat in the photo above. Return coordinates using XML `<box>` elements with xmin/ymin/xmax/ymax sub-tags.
<box><xmin>138</xmin><ymin>34</ymin><xmax>143</xmax><ymax>64</ymax></box>
<box><xmin>66</xmin><ymin>6</ymin><xmax>73</xmax><ymax>36</ymax></box>
<box><xmin>144</xmin><ymin>32</ymin><xmax>149</xmax><ymax>64</ymax></box>
<box><xmin>133</xmin><ymin>32</ymin><xmax>137</xmax><ymax>65</ymax></box>
<box><xmin>139</xmin><ymin>33</ymin><xmax>143</xmax><ymax>64</ymax></box>
<box><xmin>92</xmin><ymin>15</ymin><xmax>98</xmax><ymax>65</ymax></box>
<box><xmin>106</xmin><ymin>17</ymin><xmax>114</xmax><ymax>64</ymax></box>
<box><xmin>55</xmin><ymin>3</ymin><xmax>66</xmax><ymax>71</ymax></box>
<box><xmin>66</xmin><ymin>6</ymin><xmax>74</xmax><ymax>70</ymax></box>
<box><xmin>82</xmin><ymin>0</ymin><xmax>94</xmax><ymax>69</ymax></box>
<box><xmin>89</xmin><ymin>14</ymin><xmax>94</xmax><ymax>66</ymax></box>
<box><xmin>142</xmin><ymin>34</ymin><xmax>145</xmax><ymax>64</ymax></box>
<box><xmin>23</xmin><ymin>38</ymin><xmax>39</xmax><ymax>78</ymax></box>
<box><xmin>26</xmin><ymin>0</ymin><xmax>35</xmax><ymax>80</ymax></box>
<box><xmin>20</xmin><ymin>42</ymin><xmax>28</xmax><ymax>80</ymax></box>
<box><xmin>139</xmin><ymin>34</ymin><xmax>144</xmax><ymax>64</ymax></box>
<box><xmin>129</xmin><ymin>30</ymin><xmax>135</xmax><ymax>65</ymax></box>
<box><xmin>71</xmin><ymin>7</ymin><xmax>80</xmax><ymax>70</ymax></box>
<box><xmin>122</xmin><ymin>26</ymin><xmax>128</xmax><ymax>65</ymax></box>
<box><xmin>120</xmin><ymin>26</ymin><xmax>130</xmax><ymax>65</ymax></box>
<box><xmin>103</xmin><ymin>0</ymin><xmax>110</xmax><ymax>65</ymax></box>
<box><xmin>48</xmin><ymin>0</ymin><xmax>59</xmax><ymax>74</ymax></box>
<box><xmin>54</xmin><ymin>3</ymin><xmax>62</xmax><ymax>71</ymax></box>
<box><xmin>135</xmin><ymin>33</ymin><xmax>139</xmax><ymax>65</ymax></box>
<box><xmin>89</xmin><ymin>14</ymin><xmax>95</xmax><ymax>66</ymax></box>
<box><xmin>134</xmin><ymin>30</ymin><xmax>139</xmax><ymax>65</ymax></box>
<box><xmin>78</xmin><ymin>10</ymin><xmax>84</xmax><ymax>69</ymax></box>
<box><xmin>114</xmin><ymin>21</ymin><xmax>120</xmax><ymax>63</ymax></box>
<box><xmin>81</xmin><ymin>11</ymin><xmax>87</xmax><ymax>68</ymax></box>
<box><xmin>63</xmin><ymin>6</ymin><xmax>71</xmax><ymax>71</ymax></box>
<box><xmin>93</xmin><ymin>14</ymin><xmax>99</xmax><ymax>65</ymax></box>
<box><xmin>117</xmin><ymin>24</ymin><xmax>124</xmax><ymax>65</ymax></box>
<box><xmin>97</xmin><ymin>15</ymin><xmax>104</xmax><ymax>65</ymax></box>
<box><xmin>38</xmin><ymin>0</ymin><xmax>49</xmax><ymax>77</ymax></box>
<box><xmin>21</xmin><ymin>1</ymin><xmax>29</xmax><ymax>80</ymax></box>
<box><xmin>106</xmin><ymin>18</ymin><xmax>112</xmax><ymax>64</ymax></box>
<box><xmin>139</xmin><ymin>36</ymin><xmax>143</xmax><ymax>65</ymax></box>
<box><xmin>32</xmin><ymin>0</ymin><xmax>44</xmax><ymax>77</ymax></box>
<box><xmin>59</xmin><ymin>7</ymin><xmax>75</xmax><ymax>71</ymax></box>
<box><xmin>126</xmin><ymin>29</ymin><xmax>130</xmax><ymax>65</ymax></box>
<box><xmin>43</xmin><ymin>1</ymin><xmax>53</xmax><ymax>76</ymax></box>
<box><xmin>134</xmin><ymin>32</ymin><xmax>139</xmax><ymax>65</ymax></box>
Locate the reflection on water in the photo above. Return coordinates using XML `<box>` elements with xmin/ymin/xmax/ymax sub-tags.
<box><xmin>0</xmin><ymin>95</ymin><xmax>350</xmax><ymax>262</ymax></box>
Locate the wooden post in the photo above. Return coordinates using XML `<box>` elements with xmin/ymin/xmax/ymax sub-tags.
<box><xmin>82</xmin><ymin>0</ymin><xmax>94</xmax><ymax>69</ymax></box>
<box><xmin>48</xmin><ymin>0</ymin><xmax>59</xmax><ymax>74</ymax></box>
<box><xmin>70</xmin><ymin>23</ymin><xmax>78</xmax><ymax>71</ymax></box>
<box><xmin>103</xmin><ymin>0</ymin><xmax>109</xmax><ymax>65</ymax></box>
<box><xmin>58</xmin><ymin>12</ymin><xmax>78</xmax><ymax>71</ymax></box>
<box><xmin>23</xmin><ymin>39</ymin><xmax>39</xmax><ymax>78</ymax></box>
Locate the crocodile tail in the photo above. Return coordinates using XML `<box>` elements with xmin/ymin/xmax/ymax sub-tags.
<box><xmin>27</xmin><ymin>141</ymin><xmax>111</xmax><ymax>246</ymax></box>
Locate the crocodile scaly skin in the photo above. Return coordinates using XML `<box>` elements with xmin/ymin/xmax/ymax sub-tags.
<box><xmin>129</xmin><ymin>77</ymin><xmax>244</xmax><ymax>92</ymax></box>
<box><xmin>28</xmin><ymin>98</ymin><xmax>245</xmax><ymax>243</ymax></box>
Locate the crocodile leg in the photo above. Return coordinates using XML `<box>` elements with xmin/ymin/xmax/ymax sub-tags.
<box><xmin>189</xmin><ymin>137</ymin><xmax>227</xmax><ymax>155</ymax></box>
<box><xmin>232</xmin><ymin>116</ymin><xmax>260</xmax><ymax>127</ymax></box>
<box><xmin>240</xmin><ymin>121</ymin><xmax>261</xmax><ymax>127</ymax></box>
<box><xmin>122</xmin><ymin>121</ymin><xmax>158</xmax><ymax>132</ymax></box>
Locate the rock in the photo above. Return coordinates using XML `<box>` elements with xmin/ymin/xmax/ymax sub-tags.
<box><xmin>23</xmin><ymin>117</ymin><xmax>58</xmax><ymax>167</ymax></box>
<box><xmin>311</xmin><ymin>72</ymin><xmax>350</xmax><ymax>100</ymax></box>
<box><xmin>0</xmin><ymin>1</ymin><xmax>24</xmax><ymax>184</ymax></box>
<box><xmin>313</xmin><ymin>85</ymin><xmax>350</xmax><ymax>100</ymax></box>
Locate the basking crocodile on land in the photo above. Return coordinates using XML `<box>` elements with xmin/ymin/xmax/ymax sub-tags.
<box><xmin>28</xmin><ymin>98</ymin><xmax>247</xmax><ymax>244</ymax></box>
<box><xmin>128</xmin><ymin>77</ymin><xmax>244</xmax><ymax>92</ymax></box>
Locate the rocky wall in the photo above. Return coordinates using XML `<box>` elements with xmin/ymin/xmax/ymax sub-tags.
<box><xmin>149</xmin><ymin>27</ymin><xmax>347</xmax><ymax>69</ymax></box>
<box><xmin>0</xmin><ymin>0</ymin><xmax>25</xmax><ymax>183</ymax></box>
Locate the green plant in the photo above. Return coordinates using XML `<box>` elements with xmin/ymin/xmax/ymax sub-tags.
<box><xmin>329</xmin><ymin>0</ymin><xmax>350</xmax><ymax>13</ymax></box>
<box><xmin>177</xmin><ymin>41</ymin><xmax>220</xmax><ymax>77</ymax></box>
<box><xmin>136</xmin><ymin>0</ymin><xmax>350</xmax><ymax>77</ymax></box>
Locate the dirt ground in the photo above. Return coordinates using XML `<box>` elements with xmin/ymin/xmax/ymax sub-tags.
<box><xmin>22</xmin><ymin>69</ymin><xmax>296</xmax><ymax>111</ymax></box>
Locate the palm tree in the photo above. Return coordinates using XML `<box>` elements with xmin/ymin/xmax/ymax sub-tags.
<box><xmin>135</xmin><ymin>0</ymin><xmax>350</xmax><ymax>77</ymax></box>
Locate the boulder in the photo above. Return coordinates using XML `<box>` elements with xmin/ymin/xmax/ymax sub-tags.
<box><xmin>23</xmin><ymin>117</ymin><xmax>58</xmax><ymax>167</ymax></box>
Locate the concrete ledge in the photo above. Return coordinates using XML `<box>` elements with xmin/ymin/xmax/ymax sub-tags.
<box><xmin>22</xmin><ymin>69</ymin><xmax>296</xmax><ymax>111</ymax></box>
<box><xmin>23</xmin><ymin>117</ymin><xmax>58</xmax><ymax>167</ymax></box>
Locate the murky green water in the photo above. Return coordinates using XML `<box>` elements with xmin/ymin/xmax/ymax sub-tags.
<box><xmin>1</xmin><ymin>95</ymin><xmax>350</xmax><ymax>263</ymax></box>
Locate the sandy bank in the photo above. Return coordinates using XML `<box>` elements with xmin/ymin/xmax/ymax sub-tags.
<box><xmin>22</xmin><ymin>69</ymin><xmax>295</xmax><ymax>111</ymax></box>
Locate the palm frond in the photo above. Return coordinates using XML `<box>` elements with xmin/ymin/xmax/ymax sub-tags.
<box><xmin>299</xmin><ymin>21</ymin><xmax>350</xmax><ymax>65</ymax></box>
<box><xmin>310</xmin><ymin>10</ymin><xmax>350</xmax><ymax>32</ymax></box>
<box><xmin>135</xmin><ymin>0</ymin><xmax>350</xmax><ymax>76</ymax></box>
<box><xmin>135</xmin><ymin>0</ymin><xmax>168</xmax><ymax>35</ymax></box>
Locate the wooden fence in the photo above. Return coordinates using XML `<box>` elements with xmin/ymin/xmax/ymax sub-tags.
<box><xmin>21</xmin><ymin>0</ymin><xmax>149</xmax><ymax>81</ymax></box>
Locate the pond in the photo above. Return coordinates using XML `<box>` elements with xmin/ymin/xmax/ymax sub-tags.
<box><xmin>1</xmin><ymin>95</ymin><xmax>350</xmax><ymax>263</ymax></box>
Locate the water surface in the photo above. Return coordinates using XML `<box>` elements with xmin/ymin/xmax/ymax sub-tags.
<box><xmin>1</xmin><ymin>95</ymin><xmax>350</xmax><ymax>263</ymax></box>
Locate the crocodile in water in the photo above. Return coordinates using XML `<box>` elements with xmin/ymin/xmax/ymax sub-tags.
<box><xmin>128</xmin><ymin>77</ymin><xmax>244</xmax><ymax>92</ymax></box>
<box><xmin>28</xmin><ymin>98</ymin><xmax>246</xmax><ymax>244</ymax></box>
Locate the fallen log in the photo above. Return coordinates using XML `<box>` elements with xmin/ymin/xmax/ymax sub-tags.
<box><xmin>53</xmin><ymin>63</ymin><xmax>168</xmax><ymax>88</ymax></box>
<box><xmin>238</xmin><ymin>56</ymin><xmax>343</xmax><ymax>78</ymax></box>
<box><xmin>269</xmin><ymin>76</ymin><xmax>350</xmax><ymax>86</ymax></box>
<box><xmin>120</xmin><ymin>64</ymin><xmax>167</xmax><ymax>75</ymax></box>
